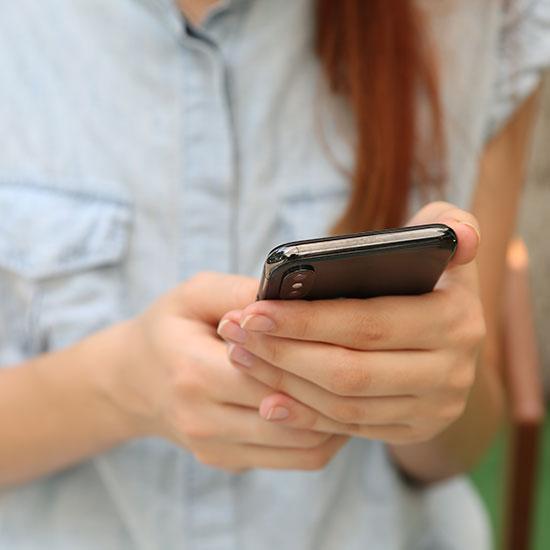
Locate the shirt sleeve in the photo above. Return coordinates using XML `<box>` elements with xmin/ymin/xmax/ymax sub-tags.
<box><xmin>485</xmin><ymin>0</ymin><xmax>550</xmax><ymax>138</ymax></box>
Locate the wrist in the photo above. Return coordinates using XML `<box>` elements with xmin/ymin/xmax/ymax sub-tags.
<box><xmin>68</xmin><ymin>319</ymin><xmax>152</xmax><ymax>443</ymax></box>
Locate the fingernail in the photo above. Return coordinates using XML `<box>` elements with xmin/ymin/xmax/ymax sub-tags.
<box><xmin>228</xmin><ymin>344</ymin><xmax>254</xmax><ymax>368</ymax></box>
<box><xmin>459</xmin><ymin>221</ymin><xmax>481</xmax><ymax>246</ymax></box>
<box><xmin>217</xmin><ymin>320</ymin><xmax>247</xmax><ymax>344</ymax></box>
<box><xmin>241</xmin><ymin>314</ymin><xmax>275</xmax><ymax>332</ymax></box>
<box><xmin>264</xmin><ymin>406</ymin><xmax>289</xmax><ymax>421</ymax></box>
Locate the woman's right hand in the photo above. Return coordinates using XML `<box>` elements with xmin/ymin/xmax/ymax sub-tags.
<box><xmin>110</xmin><ymin>272</ymin><xmax>347</xmax><ymax>472</ymax></box>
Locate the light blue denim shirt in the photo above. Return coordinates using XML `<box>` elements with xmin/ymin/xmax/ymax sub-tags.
<box><xmin>1</xmin><ymin>1</ymin><xmax>549</xmax><ymax>549</ymax></box>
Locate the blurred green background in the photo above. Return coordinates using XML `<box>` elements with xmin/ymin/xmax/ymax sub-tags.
<box><xmin>471</xmin><ymin>416</ymin><xmax>549</xmax><ymax>550</ymax></box>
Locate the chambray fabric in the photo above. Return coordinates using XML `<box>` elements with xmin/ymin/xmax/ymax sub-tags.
<box><xmin>0</xmin><ymin>1</ymin><xmax>549</xmax><ymax>548</ymax></box>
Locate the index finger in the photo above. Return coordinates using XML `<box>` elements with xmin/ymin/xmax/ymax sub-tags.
<box><xmin>236</xmin><ymin>290</ymin><xmax>454</xmax><ymax>351</ymax></box>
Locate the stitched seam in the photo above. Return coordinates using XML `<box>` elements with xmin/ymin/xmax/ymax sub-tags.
<box><xmin>0</xmin><ymin>180</ymin><xmax>131</xmax><ymax>208</ymax></box>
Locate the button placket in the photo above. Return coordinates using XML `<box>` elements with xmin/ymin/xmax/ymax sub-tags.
<box><xmin>180</xmin><ymin>29</ymin><xmax>237</xmax><ymax>280</ymax></box>
<box><xmin>179</xmin><ymin>24</ymin><xmax>239</xmax><ymax>550</ymax></box>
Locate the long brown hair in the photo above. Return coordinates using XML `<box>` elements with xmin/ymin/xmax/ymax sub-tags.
<box><xmin>315</xmin><ymin>1</ymin><xmax>445</xmax><ymax>232</ymax></box>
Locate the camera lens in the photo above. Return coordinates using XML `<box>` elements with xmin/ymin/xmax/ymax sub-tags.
<box><xmin>292</xmin><ymin>272</ymin><xmax>308</xmax><ymax>282</ymax></box>
<box><xmin>280</xmin><ymin>266</ymin><xmax>315</xmax><ymax>299</ymax></box>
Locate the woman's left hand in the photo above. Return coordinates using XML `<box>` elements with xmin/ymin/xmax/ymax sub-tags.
<box><xmin>217</xmin><ymin>202</ymin><xmax>486</xmax><ymax>445</ymax></box>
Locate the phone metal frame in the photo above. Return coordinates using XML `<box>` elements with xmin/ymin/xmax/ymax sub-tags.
<box><xmin>262</xmin><ymin>224</ymin><xmax>455</xmax><ymax>280</ymax></box>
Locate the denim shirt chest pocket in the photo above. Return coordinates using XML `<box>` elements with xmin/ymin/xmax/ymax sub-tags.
<box><xmin>0</xmin><ymin>183</ymin><xmax>132</xmax><ymax>364</ymax></box>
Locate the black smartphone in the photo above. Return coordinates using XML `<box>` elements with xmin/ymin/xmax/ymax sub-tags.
<box><xmin>256</xmin><ymin>223</ymin><xmax>457</xmax><ymax>300</ymax></box>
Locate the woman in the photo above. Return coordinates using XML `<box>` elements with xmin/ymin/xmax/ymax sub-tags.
<box><xmin>0</xmin><ymin>0</ymin><xmax>549</xmax><ymax>548</ymax></box>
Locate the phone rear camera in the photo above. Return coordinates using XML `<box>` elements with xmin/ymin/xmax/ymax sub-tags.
<box><xmin>280</xmin><ymin>266</ymin><xmax>315</xmax><ymax>299</ymax></box>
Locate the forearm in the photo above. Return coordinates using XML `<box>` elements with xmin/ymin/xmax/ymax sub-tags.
<box><xmin>388</xmin><ymin>352</ymin><xmax>504</xmax><ymax>483</ymax></box>
<box><xmin>0</xmin><ymin>321</ymin><xmax>138</xmax><ymax>487</ymax></box>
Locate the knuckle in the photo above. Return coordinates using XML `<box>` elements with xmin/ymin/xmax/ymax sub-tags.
<box><xmin>302</xmin><ymin>449</ymin><xmax>331</xmax><ymax>471</ymax></box>
<box><xmin>197</xmin><ymin>270</ymin><xmax>218</xmax><ymax>284</ymax></box>
<box><xmin>293</xmin><ymin>310</ymin><xmax>312</xmax><ymax>339</ymax></box>
<box><xmin>179</xmin><ymin>272</ymin><xmax>215</xmax><ymax>308</ymax></box>
<box><xmin>437</xmin><ymin>291</ymin><xmax>458</xmax><ymax>332</ymax></box>
<box><xmin>292</xmin><ymin>409</ymin><xmax>320</xmax><ymax>431</ymax></box>
<box><xmin>352</xmin><ymin>309</ymin><xmax>388</xmax><ymax>345</ymax></box>
<box><xmin>342</xmin><ymin>422</ymin><xmax>363</xmax><ymax>436</ymax></box>
<box><xmin>459</xmin><ymin>304</ymin><xmax>486</xmax><ymax>347</ymax></box>
<box><xmin>183</xmin><ymin>421</ymin><xmax>216</xmax><ymax>442</ymax></box>
<box><xmin>327</xmin><ymin>356</ymin><xmax>370</xmax><ymax>396</ymax></box>
<box><xmin>466</xmin><ymin>302</ymin><xmax>487</xmax><ymax>345</ymax></box>
<box><xmin>400</xmin><ymin>427</ymin><xmax>431</xmax><ymax>445</ymax></box>
<box><xmin>230</xmin><ymin>276</ymin><xmax>257</xmax><ymax>311</ymax></box>
<box><xmin>388</xmin><ymin>423</ymin><xmax>437</xmax><ymax>445</ymax></box>
<box><xmin>327</xmin><ymin>399</ymin><xmax>363</xmax><ymax>424</ymax></box>
<box><xmin>447</xmin><ymin>363</ymin><xmax>476</xmax><ymax>394</ymax></box>
<box><xmin>173</xmin><ymin>363</ymin><xmax>206</xmax><ymax>397</ymax></box>
<box><xmin>186</xmin><ymin>273</ymin><xmax>202</xmax><ymax>290</ymax></box>
<box><xmin>181</xmin><ymin>278</ymin><xmax>197</xmax><ymax>300</ymax></box>
<box><xmin>264</xmin><ymin>337</ymin><xmax>283</xmax><ymax>366</ymax></box>
<box><xmin>295</xmin><ymin>431</ymin><xmax>331</xmax><ymax>449</ymax></box>
<box><xmin>193</xmin><ymin>445</ymin><xmax>220</xmax><ymax>466</ymax></box>
<box><xmin>185</xmin><ymin>271</ymin><xmax>213</xmax><ymax>293</ymax></box>
<box><xmin>438</xmin><ymin>399</ymin><xmax>467</xmax><ymax>424</ymax></box>
<box><xmin>445</xmin><ymin>291</ymin><xmax>486</xmax><ymax>348</ymax></box>
<box><xmin>444</xmin><ymin>286</ymin><xmax>471</xmax><ymax>327</ymax></box>
<box><xmin>194</xmin><ymin>451</ymin><xmax>222</xmax><ymax>468</ymax></box>
<box><xmin>174</xmin><ymin>372</ymin><xmax>201</xmax><ymax>398</ymax></box>
<box><xmin>194</xmin><ymin>452</ymin><xmax>210</xmax><ymax>466</ymax></box>
<box><xmin>269</xmin><ymin>367</ymin><xmax>288</xmax><ymax>393</ymax></box>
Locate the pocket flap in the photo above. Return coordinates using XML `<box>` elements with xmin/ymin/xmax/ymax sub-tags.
<box><xmin>0</xmin><ymin>184</ymin><xmax>132</xmax><ymax>279</ymax></box>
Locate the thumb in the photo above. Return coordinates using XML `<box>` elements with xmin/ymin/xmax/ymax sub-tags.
<box><xmin>407</xmin><ymin>201</ymin><xmax>481</xmax><ymax>267</ymax></box>
<box><xmin>171</xmin><ymin>271</ymin><xmax>259</xmax><ymax>325</ymax></box>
